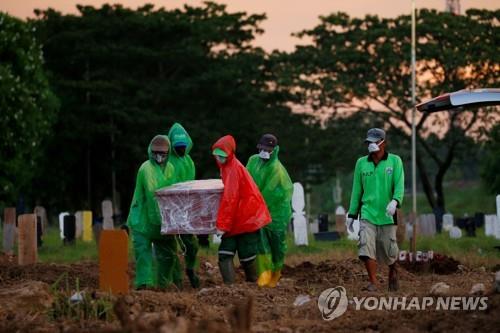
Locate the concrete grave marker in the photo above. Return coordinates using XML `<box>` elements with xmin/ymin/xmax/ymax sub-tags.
<box><xmin>102</xmin><ymin>200</ymin><xmax>114</xmax><ymax>230</ymax></box>
<box><xmin>442</xmin><ymin>214</ymin><xmax>454</xmax><ymax>232</ymax></box>
<box><xmin>335</xmin><ymin>206</ymin><xmax>346</xmax><ymax>235</ymax></box>
<box><xmin>58</xmin><ymin>212</ymin><xmax>69</xmax><ymax>240</ymax></box>
<box><xmin>496</xmin><ymin>195</ymin><xmax>500</xmax><ymax>239</ymax></box>
<box><xmin>292</xmin><ymin>182</ymin><xmax>308</xmax><ymax>246</ymax></box>
<box><xmin>449</xmin><ymin>226</ymin><xmax>462</xmax><ymax>239</ymax></box>
<box><xmin>18</xmin><ymin>214</ymin><xmax>37</xmax><ymax>265</ymax></box>
<box><xmin>75</xmin><ymin>211</ymin><xmax>83</xmax><ymax>239</ymax></box>
<box><xmin>3</xmin><ymin>208</ymin><xmax>16</xmax><ymax>255</ymax></box>
<box><xmin>99</xmin><ymin>230</ymin><xmax>129</xmax><ymax>294</ymax></box>
<box><xmin>63</xmin><ymin>214</ymin><xmax>76</xmax><ymax>245</ymax></box>
<box><xmin>34</xmin><ymin>206</ymin><xmax>47</xmax><ymax>233</ymax></box>
<box><xmin>417</xmin><ymin>214</ymin><xmax>436</xmax><ymax>237</ymax></box>
<box><xmin>82</xmin><ymin>211</ymin><xmax>93</xmax><ymax>242</ymax></box>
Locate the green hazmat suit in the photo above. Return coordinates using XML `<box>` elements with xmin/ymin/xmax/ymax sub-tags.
<box><xmin>167</xmin><ymin>123</ymin><xmax>200</xmax><ymax>287</ymax></box>
<box><xmin>127</xmin><ymin>135</ymin><xmax>178</xmax><ymax>288</ymax></box>
<box><xmin>246</xmin><ymin>146</ymin><xmax>293</xmax><ymax>273</ymax></box>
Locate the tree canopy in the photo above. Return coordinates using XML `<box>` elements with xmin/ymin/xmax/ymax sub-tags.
<box><xmin>282</xmin><ymin>9</ymin><xmax>500</xmax><ymax>212</ymax></box>
<box><xmin>0</xmin><ymin>12</ymin><xmax>58</xmax><ymax>207</ymax></box>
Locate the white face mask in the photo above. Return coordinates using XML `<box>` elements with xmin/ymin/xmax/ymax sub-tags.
<box><xmin>215</xmin><ymin>155</ymin><xmax>227</xmax><ymax>164</ymax></box>
<box><xmin>368</xmin><ymin>140</ymin><xmax>384</xmax><ymax>153</ymax></box>
<box><xmin>153</xmin><ymin>153</ymin><xmax>167</xmax><ymax>164</ymax></box>
<box><xmin>258</xmin><ymin>150</ymin><xmax>271</xmax><ymax>160</ymax></box>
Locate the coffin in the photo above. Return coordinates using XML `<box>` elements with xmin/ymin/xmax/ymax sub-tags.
<box><xmin>156</xmin><ymin>179</ymin><xmax>224</xmax><ymax>234</ymax></box>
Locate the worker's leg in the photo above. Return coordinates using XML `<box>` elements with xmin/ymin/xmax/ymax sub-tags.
<box><xmin>267</xmin><ymin>227</ymin><xmax>288</xmax><ymax>287</ymax></box>
<box><xmin>152</xmin><ymin>235</ymin><xmax>178</xmax><ymax>289</ymax></box>
<box><xmin>237</xmin><ymin>231</ymin><xmax>260</xmax><ymax>282</ymax></box>
<box><xmin>256</xmin><ymin>228</ymin><xmax>273</xmax><ymax>287</ymax></box>
<box><xmin>181</xmin><ymin>234</ymin><xmax>200</xmax><ymax>288</ymax></box>
<box><xmin>131</xmin><ymin>231</ymin><xmax>154</xmax><ymax>288</ymax></box>
<box><xmin>218</xmin><ymin>236</ymin><xmax>237</xmax><ymax>284</ymax></box>
<box><xmin>376</xmin><ymin>224</ymin><xmax>399</xmax><ymax>291</ymax></box>
<box><xmin>358</xmin><ymin>220</ymin><xmax>378</xmax><ymax>291</ymax></box>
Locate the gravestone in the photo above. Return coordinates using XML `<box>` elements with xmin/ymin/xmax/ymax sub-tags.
<box><xmin>102</xmin><ymin>200</ymin><xmax>114</xmax><ymax>230</ymax></box>
<box><xmin>99</xmin><ymin>230</ymin><xmax>129</xmax><ymax>294</ymax></box>
<box><xmin>3</xmin><ymin>208</ymin><xmax>16</xmax><ymax>255</ymax></box>
<box><xmin>417</xmin><ymin>214</ymin><xmax>436</xmax><ymax>237</ymax></box>
<box><xmin>442</xmin><ymin>214</ymin><xmax>454</xmax><ymax>232</ymax></box>
<box><xmin>58</xmin><ymin>212</ymin><xmax>69</xmax><ymax>240</ymax></box>
<box><xmin>309</xmin><ymin>219</ymin><xmax>319</xmax><ymax>234</ymax></box>
<box><xmin>33</xmin><ymin>206</ymin><xmax>47</xmax><ymax>233</ymax></box>
<box><xmin>63</xmin><ymin>214</ymin><xmax>76</xmax><ymax>245</ymax></box>
<box><xmin>18</xmin><ymin>214</ymin><xmax>37</xmax><ymax>265</ymax></box>
<box><xmin>485</xmin><ymin>214</ymin><xmax>495</xmax><ymax>236</ymax></box>
<box><xmin>75</xmin><ymin>211</ymin><xmax>83</xmax><ymax>239</ymax></box>
<box><xmin>93</xmin><ymin>223</ymin><xmax>103</xmax><ymax>246</ymax></box>
<box><xmin>291</xmin><ymin>182</ymin><xmax>308</xmax><ymax>246</ymax></box>
<box><xmin>489</xmin><ymin>215</ymin><xmax>500</xmax><ymax>240</ymax></box>
<box><xmin>335</xmin><ymin>206</ymin><xmax>346</xmax><ymax>235</ymax></box>
<box><xmin>318</xmin><ymin>214</ymin><xmax>329</xmax><ymax>232</ymax></box>
<box><xmin>36</xmin><ymin>216</ymin><xmax>43</xmax><ymax>248</ymax></box>
<box><xmin>474</xmin><ymin>212</ymin><xmax>485</xmax><ymax>228</ymax></box>
<box><xmin>449</xmin><ymin>226</ymin><xmax>462</xmax><ymax>239</ymax></box>
<box><xmin>497</xmin><ymin>195</ymin><xmax>500</xmax><ymax>239</ymax></box>
<box><xmin>82</xmin><ymin>211</ymin><xmax>93</xmax><ymax>242</ymax></box>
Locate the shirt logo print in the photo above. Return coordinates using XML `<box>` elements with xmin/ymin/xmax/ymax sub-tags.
<box><xmin>386</xmin><ymin>167</ymin><xmax>393</xmax><ymax>175</ymax></box>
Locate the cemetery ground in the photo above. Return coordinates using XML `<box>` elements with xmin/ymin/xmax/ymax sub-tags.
<box><xmin>0</xmin><ymin>227</ymin><xmax>499</xmax><ymax>332</ymax></box>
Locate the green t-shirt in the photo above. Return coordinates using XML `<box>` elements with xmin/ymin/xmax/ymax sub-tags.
<box><xmin>348</xmin><ymin>152</ymin><xmax>405</xmax><ymax>225</ymax></box>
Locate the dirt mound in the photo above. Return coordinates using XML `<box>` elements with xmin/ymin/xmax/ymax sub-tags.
<box><xmin>400</xmin><ymin>254</ymin><xmax>461</xmax><ymax>275</ymax></box>
<box><xmin>0</xmin><ymin>256</ymin><xmax>498</xmax><ymax>332</ymax></box>
<box><xmin>0</xmin><ymin>259</ymin><xmax>99</xmax><ymax>289</ymax></box>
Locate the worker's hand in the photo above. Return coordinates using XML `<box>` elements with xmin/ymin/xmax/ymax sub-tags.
<box><xmin>386</xmin><ymin>200</ymin><xmax>398</xmax><ymax>217</ymax></box>
<box><xmin>216</xmin><ymin>228</ymin><xmax>225</xmax><ymax>237</ymax></box>
<box><xmin>346</xmin><ymin>216</ymin><xmax>355</xmax><ymax>233</ymax></box>
<box><xmin>120</xmin><ymin>224</ymin><xmax>130</xmax><ymax>236</ymax></box>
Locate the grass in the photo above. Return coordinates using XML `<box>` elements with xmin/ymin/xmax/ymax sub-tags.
<box><xmin>38</xmin><ymin>228</ymin><xmax>99</xmax><ymax>263</ymax></box>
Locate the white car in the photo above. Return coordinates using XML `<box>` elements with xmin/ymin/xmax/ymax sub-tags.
<box><xmin>416</xmin><ymin>88</ymin><xmax>500</xmax><ymax>113</ymax></box>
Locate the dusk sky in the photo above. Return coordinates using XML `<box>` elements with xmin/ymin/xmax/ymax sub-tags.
<box><xmin>1</xmin><ymin>0</ymin><xmax>498</xmax><ymax>51</ymax></box>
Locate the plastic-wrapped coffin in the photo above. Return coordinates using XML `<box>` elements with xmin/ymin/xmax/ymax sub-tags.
<box><xmin>156</xmin><ymin>179</ymin><xmax>224</xmax><ymax>235</ymax></box>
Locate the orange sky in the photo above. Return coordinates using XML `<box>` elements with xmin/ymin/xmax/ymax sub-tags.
<box><xmin>1</xmin><ymin>0</ymin><xmax>498</xmax><ymax>51</ymax></box>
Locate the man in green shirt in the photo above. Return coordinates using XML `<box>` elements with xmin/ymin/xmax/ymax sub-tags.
<box><xmin>347</xmin><ymin>128</ymin><xmax>404</xmax><ymax>292</ymax></box>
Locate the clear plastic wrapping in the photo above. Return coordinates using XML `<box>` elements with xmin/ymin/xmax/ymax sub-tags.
<box><xmin>155</xmin><ymin>179</ymin><xmax>224</xmax><ymax>235</ymax></box>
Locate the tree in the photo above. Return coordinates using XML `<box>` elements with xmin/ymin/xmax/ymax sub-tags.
<box><xmin>283</xmin><ymin>9</ymin><xmax>499</xmax><ymax>212</ymax></box>
<box><xmin>482</xmin><ymin>123</ymin><xmax>500</xmax><ymax>194</ymax></box>
<box><xmin>0</xmin><ymin>12</ymin><xmax>58</xmax><ymax>208</ymax></box>
<box><xmin>32</xmin><ymin>3</ymin><xmax>311</xmax><ymax>214</ymax></box>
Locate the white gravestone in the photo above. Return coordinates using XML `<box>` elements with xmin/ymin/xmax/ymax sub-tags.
<box><xmin>449</xmin><ymin>226</ymin><xmax>462</xmax><ymax>239</ymax></box>
<box><xmin>59</xmin><ymin>212</ymin><xmax>69</xmax><ymax>240</ymax></box>
<box><xmin>292</xmin><ymin>182</ymin><xmax>308</xmax><ymax>246</ymax></box>
<box><xmin>442</xmin><ymin>214</ymin><xmax>454</xmax><ymax>232</ymax></box>
<box><xmin>102</xmin><ymin>200</ymin><xmax>114</xmax><ymax>230</ymax></box>
<box><xmin>496</xmin><ymin>195</ymin><xmax>500</xmax><ymax>239</ymax></box>
<box><xmin>485</xmin><ymin>215</ymin><xmax>495</xmax><ymax>237</ymax></box>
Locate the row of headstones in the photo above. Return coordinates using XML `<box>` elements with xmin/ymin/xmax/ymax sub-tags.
<box><xmin>287</xmin><ymin>184</ymin><xmax>500</xmax><ymax>243</ymax></box>
<box><xmin>2</xmin><ymin>210</ymin><xmax>40</xmax><ymax>265</ymax></box>
<box><xmin>290</xmin><ymin>183</ymin><xmax>350</xmax><ymax>245</ymax></box>
<box><xmin>58</xmin><ymin>200</ymin><xmax>115</xmax><ymax>243</ymax></box>
<box><xmin>3</xmin><ymin>207</ymin><xmax>130</xmax><ymax>294</ymax></box>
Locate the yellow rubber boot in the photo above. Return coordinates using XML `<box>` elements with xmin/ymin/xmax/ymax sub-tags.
<box><xmin>268</xmin><ymin>270</ymin><xmax>282</xmax><ymax>288</ymax></box>
<box><xmin>257</xmin><ymin>270</ymin><xmax>272</xmax><ymax>287</ymax></box>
